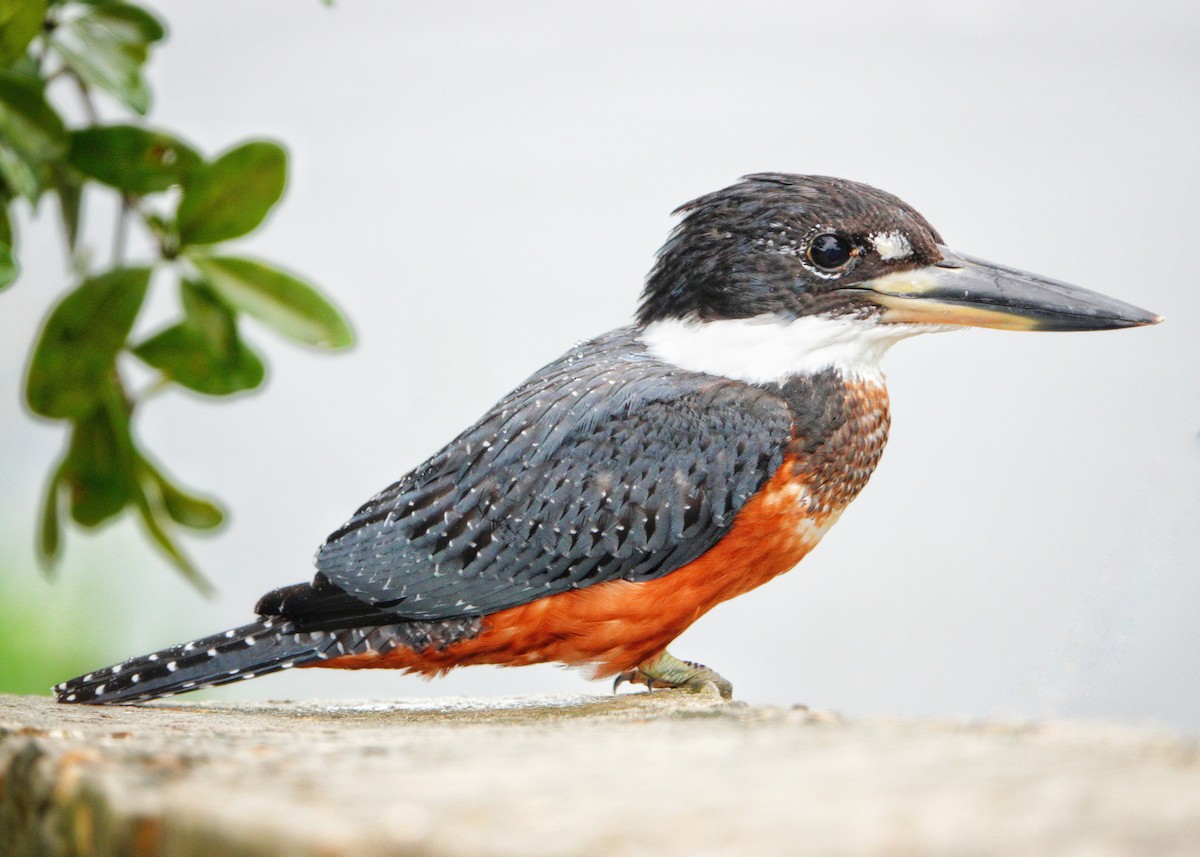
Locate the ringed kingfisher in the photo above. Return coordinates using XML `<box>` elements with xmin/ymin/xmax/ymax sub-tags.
<box><xmin>56</xmin><ymin>174</ymin><xmax>1160</xmax><ymax>705</ymax></box>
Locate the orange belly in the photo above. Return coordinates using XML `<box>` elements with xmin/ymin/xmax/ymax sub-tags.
<box><xmin>313</xmin><ymin>455</ymin><xmax>834</xmax><ymax>677</ymax></box>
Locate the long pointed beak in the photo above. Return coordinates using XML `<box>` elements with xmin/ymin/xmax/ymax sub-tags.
<box><xmin>851</xmin><ymin>247</ymin><xmax>1162</xmax><ymax>331</ymax></box>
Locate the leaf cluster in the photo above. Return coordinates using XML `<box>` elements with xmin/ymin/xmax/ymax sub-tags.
<box><xmin>0</xmin><ymin>1</ymin><xmax>354</xmax><ymax>588</ymax></box>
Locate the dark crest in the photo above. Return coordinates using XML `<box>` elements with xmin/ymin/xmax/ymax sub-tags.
<box><xmin>636</xmin><ymin>173</ymin><xmax>944</xmax><ymax>326</ymax></box>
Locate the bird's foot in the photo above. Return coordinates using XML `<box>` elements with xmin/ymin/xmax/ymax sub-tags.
<box><xmin>612</xmin><ymin>650</ymin><xmax>733</xmax><ymax>700</ymax></box>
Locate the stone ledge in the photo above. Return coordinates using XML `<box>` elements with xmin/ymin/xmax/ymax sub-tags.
<box><xmin>1</xmin><ymin>691</ymin><xmax>1198</xmax><ymax>856</ymax></box>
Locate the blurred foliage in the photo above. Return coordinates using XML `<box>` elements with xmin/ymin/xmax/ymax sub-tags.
<box><xmin>0</xmin><ymin>552</ymin><xmax>127</xmax><ymax>695</ymax></box>
<box><xmin>0</xmin><ymin>0</ymin><xmax>354</xmax><ymax>590</ymax></box>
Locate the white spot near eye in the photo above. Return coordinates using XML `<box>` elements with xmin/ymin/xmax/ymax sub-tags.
<box><xmin>870</xmin><ymin>230</ymin><xmax>913</xmax><ymax>261</ymax></box>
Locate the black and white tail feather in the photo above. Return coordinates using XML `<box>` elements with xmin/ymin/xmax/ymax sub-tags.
<box><xmin>56</xmin><ymin>619</ymin><xmax>337</xmax><ymax>705</ymax></box>
<box><xmin>53</xmin><ymin>619</ymin><xmax>429</xmax><ymax>705</ymax></box>
<box><xmin>56</xmin><ymin>571</ymin><xmax>486</xmax><ymax>705</ymax></box>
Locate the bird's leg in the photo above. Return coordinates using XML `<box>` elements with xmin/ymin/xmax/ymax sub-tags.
<box><xmin>612</xmin><ymin>650</ymin><xmax>733</xmax><ymax>700</ymax></box>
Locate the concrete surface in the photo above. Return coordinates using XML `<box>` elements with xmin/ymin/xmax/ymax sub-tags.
<box><xmin>1</xmin><ymin>691</ymin><xmax>1198</xmax><ymax>856</ymax></box>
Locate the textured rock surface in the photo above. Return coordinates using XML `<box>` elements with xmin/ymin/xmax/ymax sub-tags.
<box><xmin>1</xmin><ymin>691</ymin><xmax>1198</xmax><ymax>856</ymax></box>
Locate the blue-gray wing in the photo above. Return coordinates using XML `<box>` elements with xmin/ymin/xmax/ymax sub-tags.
<box><xmin>315</xmin><ymin>328</ymin><xmax>793</xmax><ymax>620</ymax></box>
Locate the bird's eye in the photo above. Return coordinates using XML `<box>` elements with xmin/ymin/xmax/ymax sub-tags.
<box><xmin>807</xmin><ymin>233</ymin><xmax>853</xmax><ymax>271</ymax></box>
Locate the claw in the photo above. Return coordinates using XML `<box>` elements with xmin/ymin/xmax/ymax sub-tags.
<box><xmin>613</xmin><ymin>669</ymin><xmax>642</xmax><ymax>694</ymax></box>
<box><xmin>632</xmin><ymin>651</ymin><xmax>735</xmax><ymax>700</ymax></box>
<box><xmin>612</xmin><ymin>653</ymin><xmax>732</xmax><ymax>699</ymax></box>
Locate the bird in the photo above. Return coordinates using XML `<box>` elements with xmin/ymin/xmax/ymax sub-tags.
<box><xmin>55</xmin><ymin>174</ymin><xmax>1160</xmax><ymax>705</ymax></box>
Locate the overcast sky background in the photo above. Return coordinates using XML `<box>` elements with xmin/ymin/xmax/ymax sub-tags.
<box><xmin>2</xmin><ymin>1</ymin><xmax>1197</xmax><ymax>732</ymax></box>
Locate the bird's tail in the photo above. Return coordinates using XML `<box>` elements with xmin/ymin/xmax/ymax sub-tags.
<box><xmin>54</xmin><ymin>618</ymin><xmax>336</xmax><ymax>705</ymax></box>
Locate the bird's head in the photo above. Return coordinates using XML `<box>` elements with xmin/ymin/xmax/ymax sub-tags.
<box><xmin>636</xmin><ymin>174</ymin><xmax>1160</xmax><ymax>383</ymax></box>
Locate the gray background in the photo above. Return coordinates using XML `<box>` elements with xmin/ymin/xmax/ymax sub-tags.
<box><xmin>2</xmin><ymin>1</ymin><xmax>1197</xmax><ymax>731</ymax></box>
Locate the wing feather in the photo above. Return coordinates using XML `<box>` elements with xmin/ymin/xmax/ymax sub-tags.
<box><xmin>315</xmin><ymin>328</ymin><xmax>792</xmax><ymax>620</ymax></box>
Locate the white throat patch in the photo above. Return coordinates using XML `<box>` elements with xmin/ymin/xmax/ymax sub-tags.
<box><xmin>639</xmin><ymin>314</ymin><xmax>932</xmax><ymax>385</ymax></box>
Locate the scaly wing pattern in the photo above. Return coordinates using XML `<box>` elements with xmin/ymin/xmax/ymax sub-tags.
<box><xmin>313</xmin><ymin>328</ymin><xmax>793</xmax><ymax>621</ymax></box>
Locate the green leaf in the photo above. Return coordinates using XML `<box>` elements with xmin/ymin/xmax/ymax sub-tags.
<box><xmin>134</xmin><ymin>323</ymin><xmax>265</xmax><ymax>395</ymax></box>
<box><xmin>49</xmin><ymin>162</ymin><xmax>83</xmax><ymax>254</ymax></box>
<box><xmin>68</xmin><ymin>125</ymin><xmax>200</xmax><ymax>194</ymax></box>
<box><xmin>140</xmin><ymin>458</ymin><xmax>224</xmax><ymax>530</ymax></box>
<box><xmin>0</xmin><ymin>73</ymin><xmax>66</xmax><ymax>155</ymax></box>
<box><xmin>0</xmin><ymin>195</ymin><xmax>11</xmax><ymax>246</ymax></box>
<box><xmin>50</xmin><ymin>10</ymin><xmax>152</xmax><ymax>114</ymax></box>
<box><xmin>38</xmin><ymin>463</ymin><xmax>64</xmax><ymax>569</ymax></box>
<box><xmin>0</xmin><ymin>0</ymin><xmax>47</xmax><ymax>68</ymax></box>
<box><xmin>133</xmin><ymin>278</ymin><xmax>266</xmax><ymax>394</ymax></box>
<box><xmin>132</xmin><ymin>488</ymin><xmax>214</xmax><ymax>594</ymax></box>
<box><xmin>180</xmin><ymin>277</ymin><xmax>231</xmax><ymax>342</ymax></box>
<box><xmin>0</xmin><ymin>145</ymin><xmax>37</xmax><ymax>201</ymax></box>
<box><xmin>26</xmin><ymin>267</ymin><xmax>151</xmax><ymax>419</ymax></box>
<box><xmin>177</xmin><ymin>141</ymin><xmax>286</xmax><ymax>246</ymax></box>
<box><xmin>85</xmin><ymin>3</ymin><xmax>166</xmax><ymax>44</ymax></box>
<box><xmin>5</xmin><ymin>51</ymin><xmax>40</xmax><ymax>79</ymax></box>
<box><xmin>0</xmin><ymin>240</ymin><xmax>15</xmax><ymax>289</ymax></box>
<box><xmin>63</xmin><ymin>396</ymin><xmax>137</xmax><ymax>527</ymax></box>
<box><xmin>0</xmin><ymin>71</ymin><xmax>68</xmax><ymax>202</ymax></box>
<box><xmin>190</xmin><ymin>255</ymin><xmax>353</xmax><ymax>348</ymax></box>
<box><xmin>156</xmin><ymin>480</ymin><xmax>224</xmax><ymax>530</ymax></box>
